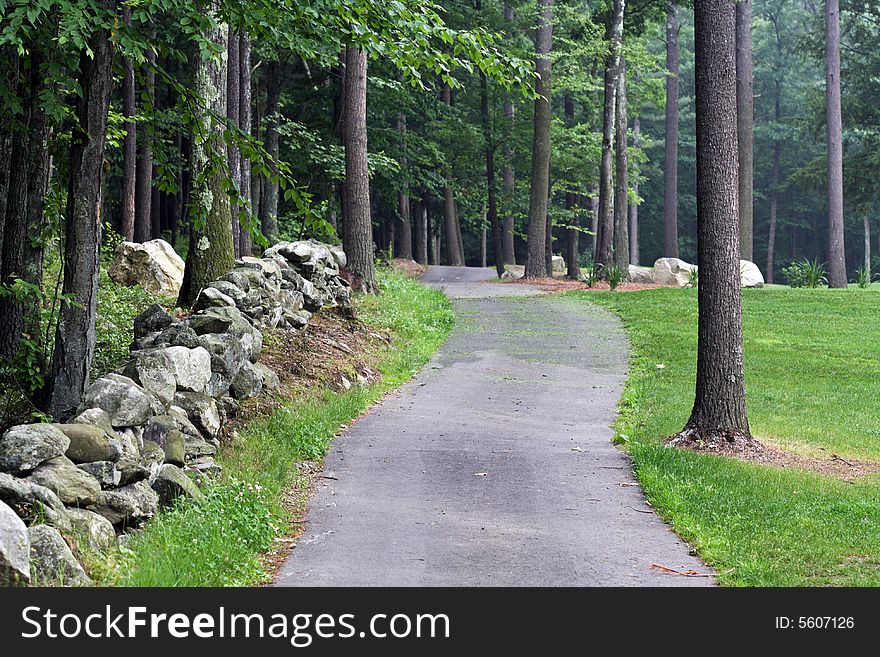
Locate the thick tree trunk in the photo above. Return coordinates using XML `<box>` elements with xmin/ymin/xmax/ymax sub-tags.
<box><xmin>481</xmin><ymin>71</ymin><xmax>505</xmax><ymax>277</ymax></box>
<box><xmin>825</xmin><ymin>0</ymin><xmax>847</xmax><ymax>288</ymax></box>
<box><xmin>630</xmin><ymin>117</ymin><xmax>640</xmax><ymax>265</ymax></box>
<box><xmin>736</xmin><ymin>0</ymin><xmax>754</xmax><ymax>261</ymax></box>
<box><xmin>524</xmin><ymin>0</ymin><xmax>554</xmax><ymax>278</ymax></box>
<box><xmin>596</xmin><ymin>1</ymin><xmax>624</xmax><ymax>271</ymax></box>
<box><xmin>342</xmin><ymin>47</ymin><xmax>376</xmax><ymax>292</ymax></box>
<box><xmin>663</xmin><ymin>6</ymin><xmax>680</xmax><ymax>258</ymax></box>
<box><xmin>239</xmin><ymin>33</ymin><xmax>253</xmax><ymax>255</ymax></box>
<box><xmin>0</xmin><ymin>47</ymin><xmax>50</xmax><ymax>360</ymax></box>
<box><xmin>134</xmin><ymin>38</ymin><xmax>155</xmax><ymax>243</ymax></box>
<box><xmin>45</xmin><ymin>10</ymin><xmax>115</xmax><ymax>419</ymax></box>
<box><xmin>120</xmin><ymin>8</ymin><xmax>136</xmax><ymax>241</ymax></box>
<box><xmin>396</xmin><ymin>111</ymin><xmax>413</xmax><ymax>260</ymax></box>
<box><xmin>227</xmin><ymin>31</ymin><xmax>241</xmax><ymax>257</ymax></box>
<box><xmin>613</xmin><ymin>56</ymin><xmax>629</xmax><ymax>269</ymax></box>
<box><xmin>178</xmin><ymin>12</ymin><xmax>235</xmax><ymax>307</ymax></box>
<box><xmin>440</xmin><ymin>84</ymin><xmax>464</xmax><ymax>267</ymax></box>
<box><xmin>679</xmin><ymin>0</ymin><xmax>750</xmax><ymax>443</ymax></box>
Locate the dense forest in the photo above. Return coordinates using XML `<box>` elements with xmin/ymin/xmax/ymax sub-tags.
<box><xmin>1</xmin><ymin>0</ymin><xmax>878</xmax><ymax>421</ymax></box>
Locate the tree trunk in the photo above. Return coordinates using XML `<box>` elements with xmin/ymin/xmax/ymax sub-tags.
<box><xmin>396</xmin><ymin>111</ymin><xmax>413</xmax><ymax>260</ymax></box>
<box><xmin>679</xmin><ymin>0</ymin><xmax>750</xmax><ymax>443</ymax></box>
<box><xmin>864</xmin><ymin>217</ymin><xmax>871</xmax><ymax>273</ymax></box>
<box><xmin>45</xmin><ymin>9</ymin><xmax>116</xmax><ymax>419</ymax></box>
<box><xmin>613</xmin><ymin>56</ymin><xmax>629</xmax><ymax>269</ymax></box>
<box><xmin>524</xmin><ymin>0</ymin><xmax>554</xmax><ymax>278</ymax></box>
<box><xmin>590</xmin><ymin>189</ymin><xmax>599</xmax><ymax>258</ymax></box>
<box><xmin>629</xmin><ymin>117</ymin><xmax>640</xmax><ymax>265</ymax></box>
<box><xmin>563</xmin><ymin>95</ymin><xmax>579</xmax><ymax>279</ymax></box>
<box><xmin>178</xmin><ymin>10</ymin><xmax>235</xmax><ymax>307</ymax></box>
<box><xmin>596</xmin><ymin>0</ymin><xmax>624</xmax><ymax>271</ymax></box>
<box><xmin>766</xmin><ymin>73</ymin><xmax>782</xmax><ymax>284</ymax></box>
<box><xmin>825</xmin><ymin>0</ymin><xmax>846</xmax><ymax>288</ymax></box>
<box><xmin>120</xmin><ymin>7</ymin><xmax>136</xmax><ymax>241</ymax></box>
<box><xmin>342</xmin><ymin>47</ymin><xmax>376</xmax><ymax>292</ymax></box>
<box><xmin>736</xmin><ymin>0</ymin><xmax>754</xmax><ymax>261</ymax></box>
<box><xmin>227</xmin><ymin>30</ymin><xmax>241</xmax><ymax>257</ymax></box>
<box><xmin>502</xmin><ymin>1</ymin><xmax>517</xmax><ymax>266</ymax></box>
<box><xmin>239</xmin><ymin>33</ymin><xmax>253</xmax><ymax>255</ymax></box>
<box><xmin>414</xmin><ymin>198</ymin><xmax>428</xmax><ymax>265</ymax></box>
<box><xmin>481</xmin><ymin>70</ymin><xmax>505</xmax><ymax>277</ymax></box>
<box><xmin>134</xmin><ymin>37</ymin><xmax>155</xmax><ymax>243</ymax></box>
<box><xmin>663</xmin><ymin>5</ymin><xmax>680</xmax><ymax>258</ymax></box>
<box><xmin>440</xmin><ymin>84</ymin><xmax>464</xmax><ymax>267</ymax></box>
<box><xmin>261</xmin><ymin>61</ymin><xmax>281</xmax><ymax>242</ymax></box>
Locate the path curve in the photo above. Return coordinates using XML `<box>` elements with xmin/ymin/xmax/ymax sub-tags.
<box><xmin>275</xmin><ymin>266</ymin><xmax>712</xmax><ymax>586</ymax></box>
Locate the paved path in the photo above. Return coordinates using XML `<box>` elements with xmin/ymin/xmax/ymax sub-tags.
<box><xmin>275</xmin><ymin>266</ymin><xmax>712</xmax><ymax>586</ymax></box>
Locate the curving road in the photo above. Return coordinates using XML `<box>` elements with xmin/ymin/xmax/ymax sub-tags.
<box><xmin>275</xmin><ymin>266</ymin><xmax>713</xmax><ymax>586</ymax></box>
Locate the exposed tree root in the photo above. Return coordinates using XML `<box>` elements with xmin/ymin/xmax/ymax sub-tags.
<box><xmin>666</xmin><ymin>427</ymin><xmax>766</xmax><ymax>456</ymax></box>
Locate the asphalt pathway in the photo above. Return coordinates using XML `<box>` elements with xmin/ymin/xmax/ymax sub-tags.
<box><xmin>275</xmin><ymin>266</ymin><xmax>713</xmax><ymax>586</ymax></box>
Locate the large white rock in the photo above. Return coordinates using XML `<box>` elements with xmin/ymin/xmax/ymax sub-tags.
<box><xmin>551</xmin><ymin>255</ymin><xmax>566</xmax><ymax>274</ymax></box>
<box><xmin>627</xmin><ymin>265</ymin><xmax>655</xmax><ymax>285</ymax></box>
<box><xmin>653</xmin><ymin>258</ymin><xmax>698</xmax><ymax>287</ymax></box>
<box><xmin>109</xmin><ymin>239</ymin><xmax>185</xmax><ymax>296</ymax></box>
<box><xmin>0</xmin><ymin>500</ymin><xmax>30</xmax><ymax>584</ymax></box>
<box><xmin>740</xmin><ymin>260</ymin><xmax>765</xmax><ymax>288</ymax></box>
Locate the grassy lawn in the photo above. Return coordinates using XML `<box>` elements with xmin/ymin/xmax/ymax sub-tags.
<box><xmin>98</xmin><ymin>269</ymin><xmax>453</xmax><ymax>586</ymax></box>
<box><xmin>568</xmin><ymin>287</ymin><xmax>880</xmax><ymax>586</ymax></box>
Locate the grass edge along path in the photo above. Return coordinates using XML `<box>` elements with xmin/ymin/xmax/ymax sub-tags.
<box><xmin>567</xmin><ymin>288</ymin><xmax>880</xmax><ymax>587</ymax></box>
<box><xmin>95</xmin><ymin>269</ymin><xmax>452</xmax><ymax>587</ymax></box>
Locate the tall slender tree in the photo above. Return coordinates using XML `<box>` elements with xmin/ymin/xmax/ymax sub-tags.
<box><xmin>524</xmin><ymin>0</ymin><xmax>554</xmax><ymax>278</ymax></box>
<box><xmin>663</xmin><ymin>4</ymin><xmax>680</xmax><ymax>259</ymax></box>
<box><xmin>825</xmin><ymin>0</ymin><xmax>846</xmax><ymax>288</ymax></box>
<box><xmin>480</xmin><ymin>68</ymin><xmax>505</xmax><ymax>278</ymax></box>
<box><xmin>342</xmin><ymin>46</ymin><xmax>377</xmax><ymax>291</ymax></box>
<box><xmin>45</xmin><ymin>2</ymin><xmax>116</xmax><ymax>418</ymax></box>
<box><xmin>227</xmin><ymin>30</ymin><xmax>241</xmax><ymax>257</ymax></box>
<box><xmin>736</xmin><ymin>0</ymin><xmax>754</xmax><ymax>262</ymax></box>
<box><xmin>766</xmin><ymin>12</ymin><xmax>783</xmax><ymax>284</ymax></box>
<box><xmin>440</xmin><ymin>83</ymin><xmax>465</xmax><ymax>266</ymax></box>
<box><xmin>120</xmin><ymin>7</ymin><xmax>136</xmax><ymax>242</ymax></box>
<box><xmin>629</xmin><ymin>116</ymin><xmax>640</xmax><ymax>265</ymax></box>
<box><xmin>396</xmin><ymin>110</ymin><xmax>413</xmax><ymax>260</ymax></box>
<box><xmin>613</xmin><ymin>56</ymin><xmax>629</xmax><ymax>269</ymax></box>
<box><xmin>675</xmin><ymin>0</ymin><xmax>751</xmax><ymax>445</ymax></box>
<box><xmin>178</xmin><ymin>9</ymin><xmax>234</xmax><ymax>306</ymax></box>
<box><xmin>239</xmin><ymin>32</ymin><xmax>253</xmax><ymax>256</ymax></box>
<box><xmin>501</xmin><ymin>0</ymin><xmax>517</xmax><ymax>266</ymax></box>
<box><xmin>596</xmin><ymin>0</ymin><xmax>625</xmax><ymax>271</ymax></box>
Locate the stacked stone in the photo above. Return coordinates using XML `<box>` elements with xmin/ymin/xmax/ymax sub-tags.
<box><xmin>0</xmin><ymin>241</ymin><xmax>349</xmax><ymax>586</ymax></box>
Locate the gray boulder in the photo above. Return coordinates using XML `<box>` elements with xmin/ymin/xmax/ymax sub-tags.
<box><xmin>66</xmin><ymin>507</ymin><xmax>116</xmax><ymax>552</ymax></box>
<box><xmin>28</xmin><ymin>456</ymin><xmax>102</xmax><ymax>507</ymax></box>
<box><xmin>93</xmin><ymin>480</ymin><xmax>159</xmax><ymax>528</ymax></box>
<box><xmin>142</xmin><ymin>416</ymin><xmax>186</xmax><ymax>467</ymax></box>
<box><xmin>231</xmin><ymin>361</ymin><xmax>264</xmax><ymax>400</ymax></box>
<box><xmin>121</xmin><ymin>351</ymin><xmax>178</xmax><ymax>407</ymax></box>
<box><xmin>173</xmin><ymin>392</ymin><xmax>221</xmax><ymax>439</ymax></box>
<box><xmin>151</xmin><ymin>464</ymin><xmax>204</xmax><ymax>506</ymax></box>
<box><xmin>56</xmin><ymin>423</ymin><xmax>122</xmax><ymax>464</ymax></box>
<box><xmin>254</xmin><ymin>362</ymin><xmax>280</xmax><ymax>391</ymax></box>
<box><xmin>285</xmin><ymin>309</ymin><xmax>312</xmax><ymax>329</ymax></box>
<box><xmin>79</xmin><ymin>374</ymin><xmax>160</xmax><ymax>427</ymax></box>
<box><xmin>0</xmin><ymin>424</ymin><xmax>70</xmax><ymax>475</ymax></box>
<box><xmin>653</xmin><ymin>257</ymin><xmax>697</xmax><ymax>288</ymax></box>
<box><xmin>218</xmin><ymin>270</ymin><xmax>251</xmax><ymax>292</ymax></box>
<box><xmin>329</xmin><ymin>245</ymin><xmax>347</xmax><ymax>269</ymax></box>
<box><xmin>69</xmin><ymin>408</ymin><xmax>116</xmax><ymax>438</ymax></box>
<box><xmin>108</xmin><ymin>238</ymin><xmax>184</xmax><ymax>297</ymax></box>
<box><xmin>0</xmin><ymin>472</ymin><xmax>70</xmax><ymax>530</ymax></box>
<box><xmin>133</xmin><ymin>304</ymin><xmax>178</xmax><ymax>341</ymax></box>
<box><xmin>740</xmin><ymin>260</ymin><xmax>765</xmax><ymax>288</ymax></box>
<box><xmin>28</xmin><ymin>524</ymin><xmax>91</xmax><ymax>586</ymax></box>
<box><xmin>208</xmin><ymin>280</ymin><xmax>247</xmax><ymax>303</ymax></box>
<box><xmin>0</xmin><ymin>500</ymin><xmax>30</xmax><ymax>584</ymax></box>
<box><xmin>77</xmin><ymin>461</ymin><xmax>121</xmax><ymax>489</ymax></box>
<box><xmin>192</xmin><ymin>286</ymin><xmax>237</xmax><ymax>312</ymax></box>
<box><xmin>627</xmin><ymin>265</ymin><xmax>655</xmax><ymax>285</ymax></box>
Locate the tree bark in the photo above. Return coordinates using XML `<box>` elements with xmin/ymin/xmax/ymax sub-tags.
<box><xmin>120</xmin><ymin>8</ymin><xmax>136</xmax><ymax>241</ymax></box>
<box><xmin>45</xmin><ymin>8</ymin><xmax>116</xmax><ymax>419</ymax></box>
<box><xmin>629</xmin><ymin>117</ymin><xmax>640</xmax><ymax>265</ymax></box>
<box><xmin>481</xmin><ymin>71</ymin><xmax>505</xmax><ymax>277</ymax></box>
<box><xmin>736</xmin><ymin>0</ymin><xmax>754</xmax><ymax>262</ymax></box>
<box><xmin>680</xmin><ymin>0</ymin><xmax>750</xmax><ymax>443</ymax></box>
<box><xmin>825</xmin><ymin>0</ymin><xmax>847</xmax><ymax>288</ymax></box>
<box><xmin>227</xmin><ymin>30</ymin><xmax>241</xmax><ymax>257</ymax></box>
<box><xmin>414</xmin><ymin>198</ymin><xmax>428</xmax><ymax>265</ymax></box>
<box><xmin>663</xmin><ymin>5</ymin><xmax>680</xmax><ymax>258</ymax></box>
<box><xmin>502</xmin><ymin>1</ymin><xmax>517</xmax><ymax>266</ymax></box>
<box><xmin>341</xmin><ymin>47</ymin><xmax>376</xmax><ymax>292</ymax></box>
<box><xmin>613</xmin><ymin>56</ymin><xmax>629</xmax><ymax>269</ymax></box>
<box><xmin>563</xmin><ymin>95</ymin><xmax>579</xmax><ymax>279</ymax></box>
<box><xmin>260</xmin><ymin>60</ymin><xmax>281</xmax><ymax>242</ymax></box>
<box><xmin>396</xmin><ymin>111</ymin><xmax>413</xmax><ymax>260</ymax></box>
<box><xmin>239</xmin><ymin>32</ymin><xmax>253</xmax><ymax>255</ymax></box>
<box><xmin>440</xmin><ymin>84</ymin><xmax>464</xmax><ymax>267</ymax></box>
<box><xmin>767</xmin><ymin>76</ymin><xmax>782</xmax><ymax>284</ymax></box>
<box><xmin>864</xmin><ymin>217</ymin><xmax>871</xmax><ymax>273</ymax></box>
<box><xmin>134</xmin><ymin>37</ymin><xmax>155</xmax><ymax>243</ymax></box>
<box><xmin>596</xmin><ymin>0</ymin><xmax>624</xmax><ymax>272</ymax></box>
<box><xmin>178</xmin><ymin>10</ymin><xmax>235</xmax><ymax>307</ymax></box>
<box><xmin>524</xmin><ymin>0</ymin><xmax>554</xmax><ymax>278</ymax></box>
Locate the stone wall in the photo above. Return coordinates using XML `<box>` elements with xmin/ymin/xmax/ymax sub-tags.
<box><xmin>0</xmin><ymin>240</ymin><xmax>350</xmax><ymax>585</ymax></box>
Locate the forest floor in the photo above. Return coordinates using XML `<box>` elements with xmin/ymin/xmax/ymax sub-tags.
<box><xmin>275</xmin><ymin>266</ymin><xmax>712</xmax><ymax>586</ymax></box>
<box><xmin>576</xmin><ymin>286</ymin><xmax>880</xmax><ymax>586</ymax></box>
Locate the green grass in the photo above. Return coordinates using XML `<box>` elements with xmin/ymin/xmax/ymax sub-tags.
<box><xmin>108</xmin><ymin>268</ymin><xmax>452</xmax><ymax>586</ymax></box>
<box><xmin>569</xmin><ymin>286</ymin><xmax>880</xmax><ymax>586</ymax></box>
